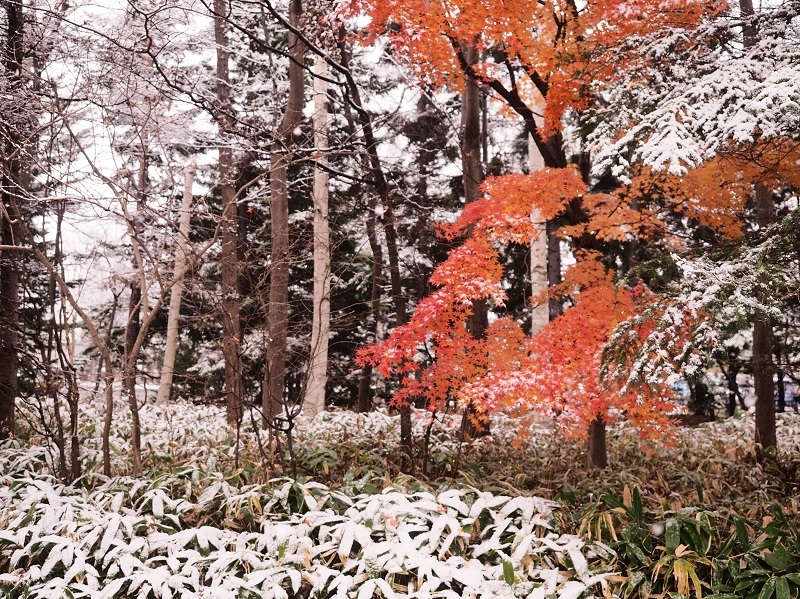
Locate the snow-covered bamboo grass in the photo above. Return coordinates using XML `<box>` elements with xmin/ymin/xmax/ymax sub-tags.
<box><xmin>0</xmin><ymin>441</ymin><xmax>612</xmax><ymax>598</ymax></box>
<box><xmin>4</xmin><ymin>394</ymin><xmax>800</xmax><ymax>597</ymax></box>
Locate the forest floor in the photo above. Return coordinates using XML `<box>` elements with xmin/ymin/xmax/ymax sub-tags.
<box><xmin>1</xmin><ymin>397</ymin><xmax>799</xmax><ymax>598</ymax></box>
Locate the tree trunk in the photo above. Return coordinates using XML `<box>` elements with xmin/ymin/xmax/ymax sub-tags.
<box><xmin>123</xmin><ymin>281</ymin><xmax>142</xmax><ymax>401</ymax></box>
<box><xmin>721</xmin><ymin>359</ymin><xmax>742</xmax><ymax>417</ymax></box>
<box><xmin>304</xmin><ymin>56</ymin><xmax>330</xmax><ymax>418</ymax></box>
<box><xmin>753</xmin><ymin>313</ymin><xmax>776</xmax><ymax>450</ymax></box>
<box><xmin>157</xmin><ymin>162</ymin><xmax>195</xmax><ymax>406</ymax></box>
<box><xmin>59</xmin><ymin>316</ymin><xmax>81</xmax><ymax>484</ymax></box>
<box><xmin>587</xmin><ymin>417</ymin><xmax>608</xmax><ymax>469</ymax></box>
<box><xmin>0</xmin><ymin>213</ymin><xmax>18</xmax><ymax>440</ymax></box>
<box><xmin>121</xmin><ymin>142</ymin><xmax>150</xmax><ymax>476</ymax></box>
<box><xmin>214</xmin><ymin>0</ymin><xmax>243</xmax><ymax>425</ymax></box>
<box><xmin>101</xmin><ymin>368</ymin><xmax>115</xmax><ymax>476</ymax></box>
<box><xmin>528</xmin><ymin>135</ymin><xmax>549</xmax><ymax>334</ymax></box>
<box><xmin>336</xmin><ymin>32</ymin><xmax>382</xmax><ymax>414</ymax></box>
<box><xmin>738</xmin><ymin>0</ymin><xmax>776</xmax><ymax>452</ymax></box>
<box><xmin>753</xmin><ymin>182</ymin><xmax>776</xmax><ymax>452</ymax></box>
<box><xmin>740</xmin><ymin>0</ymin><xmax>759</xmax><ymax>50</ymax></box>
<box><xmin>265</xmin><ymin>0</ymin><xmax>304</xmax><ymax>427</ymax></box>
<box><xmin>355</xmin><ymin>146</ymin><xmax>383</xmax><ymax>412</ymax></box>
<box><xmin>124</xmin><ymin>282</ymin><xmax>142</xmax><ymax>474</ymax></box>
<box><xmin>0</xmin><ymin>0</ymin><xmax>25</xmax><ymax>441</ymax></box>
<box><xmin>100</xmin><ymin>292</ymin><xmax>119</xmax><ymax>476</ymax></box>
<box><xmin>383</xmin><ymin>202</ymin><xmax>412</xmax><ymax>460</ymax></box>
<box><xmin>775</xmin><ymin>340</ymin><xmax>785</xmax><ymax>413</ymax></box>
<box><xmin>50</xmin><ymin>201</ymin><xmax>81</xmax><ymax>483</ymax></box>
<box><xmin>460</xmin><ymin>43</ymin><xmax>489</xmax><ymax>439</ymax></box>
<box><xmin>357</xmin><ymin>200</ymin><xmax>382</xmax><ymax>413</ymax></box>
<box><xmin>547</xmin><ymin>220</ymin><xmax>562</xmax><ymax>320</ymax></box>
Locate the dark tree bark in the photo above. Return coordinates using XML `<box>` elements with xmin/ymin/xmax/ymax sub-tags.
<box><xmin>719</xmin><ymin>358</ymin><xmax>744</xmax><ymax>417</ymax></box>
<box><xmin>775</xmin><ymin>341</ymin><xmax>785</xmax><ymax>413</ymax></box>
<box><xmin>337</xmin><ymin>52</ymin><xmax>384</xmax><ymax>415</ymax></box>
<box><xmin>739</xmin><ymin>0</ymin><xmax>776</xmax><ymax>453</ymax></box>
<box><xmin>460</xmin><ymin>43</ymin><xmax>490</xmax><ymax>440</ymax></box>
<box><xmin>587</xmin><ymin>417</ymin><xmax>608</xmax><ymax>469</ymax></box>
<box><xmin>753</xmin><ymin>183</ymin><xmax>776</xmax><ymax>452</ymax></box>
<box><xmin>123</xmin><ymin>282</ymin><xmax>142</xmax><ymax>473</ymax></box>
<box><xmin>264</xmin><ymin>0</ymin><xmax>304</xmax><ymax>426</ymax></box>
<box><xmin>0</xmin><ymin>0</ymin><xmax>25</xmax><ymax>440</ymax></box>
<box><xmin>101</xmin><ymin>292</ymin><xmax>119</xmax><ymax>477</ymax></box>
<box><xmin>0</xmin><ymin>209</ymin><xmax>18</xmax><ymax>441</ymax></box>
<box><xmin>382</xmin><ymin>202</ymin><xmax>412</xmax><ymax>460</ymax></box>
<box><xmin>214</xmin><ymin>0</ymin><xmax>244</xmax><ymax>425</ymax></box>
<box><xmin>122</xmin><ymin>147</ymin><xmax>148</xmax><ymax>475</ymax></box>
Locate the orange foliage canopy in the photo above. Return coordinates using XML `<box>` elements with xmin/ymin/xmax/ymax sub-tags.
<box><xmin>351</xmin><ymin>0</ymin><xmax>745</xmax><ymax>437</ymax></box>
<box><xmin>458</xmin><ymin>254</ymin><xmax>675</xmax><ymax>438</ymax></box>
<box><xmin>357</xmin><ymin>174</ymin><xmax>680</xmax><ymax>436</ymax></box>
<box><xmin>562</xmin><ymin>158</ymin><xmax>753</xmax><ymax>244</ymax></box>
<box><xmin>357</xmin><ymin>235</ymin><xmax>507</xmax><ymax>411</ymax></box>
<box><xmin>344</xmin><ymin>0</ymin><xmax>725</xmax><ymax>133</ymax></box>
<box><xmin>440</xmin><ymin>168</ymin><xmax>585</xmax><ymax>243</ymax></box>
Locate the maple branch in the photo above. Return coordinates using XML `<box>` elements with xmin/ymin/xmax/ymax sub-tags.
<box><xmin>565</xmin><ymin>0</ymin><xmax>581</xmax><ymax>19</ymax></box>
<box><xmin>449</xmin><ymin>38</ymin><xmax>566</xmax><ymax>168</ymax></box>
<box><xmin>520</xmin><ymin>61</ymin><xmax>549</xmax><ymax>99</ymax></box>
<box><xmin>505</xmin><ymin>59</ymin><xmax>518</xmax><ymax>91</ymax></box>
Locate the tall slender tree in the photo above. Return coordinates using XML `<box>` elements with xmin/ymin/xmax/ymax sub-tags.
<box><xmin>740</xmin><ymin>0</ymin><xmax>777</xmax><ymax>453</ymax></box>
<box><xmin>304</xmin><ymin>55</ymin><xmax>330</xmax><ymax>418</ymax></box>
<box><xmin>265</xmin><ymin>0</ymin><xmax>304</xmax><ymax>425</ymax></box>
<box><xmin>214</xmin><ymin>0</ymin><xmax>244</xmax><ymax>425</ymax></box>
<box><xmin>459</xmin><ymin>44</ymin><xmax>490</xmax><ymax>439</ymax></box>
<box><xmin>157</xmin><ymin>162</ymin><xmax>196</xmax><ymax>406</ymax></box>
<box><xmin>0</xmin><ymin>0</ymin><xmax>26</xmax><ymax>440</ymax></box>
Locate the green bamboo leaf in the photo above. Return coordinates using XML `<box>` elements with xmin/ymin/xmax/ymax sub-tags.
<box><xmin>633</xmin><ymin>487</ymin><xmax>644</xmax><ymax>524</ymax></box>
<box><xmin>758</xmin><ymin>577</ymin><xmax>776</xmax><ymax>599</ymax></box>
<box><xmin>683</xmin><ymin>522</ymin><xmax>705</xmax><ymax>554</ymax></box>
<box><xmin>666</xmin><ymin>518</ymin><xmax>681</xmax><ymax>555</ymax></box>
<box><xmin>717</xmin><ymin>532</ymin><xmax>737</xmax><ymax>559</ymax></box>
<box><xmin>696</xmin><ymin>482</ymin><xmax>704</xmax><ymax>503</ymax></box>
<box><xmin>629</xmin><ymin>542</ymin><xmax>651</xmax><ymax>566</ymax></box>
<box><xmin>775</xmin><ymin>576</ymin><xmax>790</xmax><ymax>599</ymax></box>
<box><xmin>736</xmin><ymin>578</ymin><xmax>762</xmax><ymax>592</ymax></box>
<box><xmin>503</xmin><ymin>560</ymin><xmax>515</xmax><ymax>585</ymax></box>
<box><xmin>734</xmin><ymin>516</ymin><xmax>749</xmax><ymax>547</ymax></box>
<box><xmin>601</xmin><ymin>493</ymin><xmax>635</xmax><ymax>520</ymax></box>
<box><xmin>764</xmin><ymin>543</ymin><xmax>790</xmax><ymax>572</ymax></box>
<box><xmin>629</xmin><ymin>571</ymin><xmax>646</xmax><ymax>589</ymax></box>
<box><xmin>687</xmin><ymin>560</ymin><xmax>704</xmax><ymax>599</ymax></box>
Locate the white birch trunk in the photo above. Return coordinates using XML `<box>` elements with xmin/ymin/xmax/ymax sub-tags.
<box><xmin>529</xmin><ymin>133</ymin><xmax>549</xmax><ymax>334</ymax></box>
<box><xmin>303</xmin><ymin>56</ymin><xmax>330</xmax><ymax>418</ymax></box>
<box><xmin>157</xmin><ymin>162</ymin><xmax>195</xmax><ymax>405</ymax></box>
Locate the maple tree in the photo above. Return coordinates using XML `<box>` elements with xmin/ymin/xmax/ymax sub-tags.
<box><xmin>358</xmin><ymin>171</ymin><xmax>680</xmax><ymax>466</ymax></box>
<box><xmin>349</xmin><ymin>0</ymin><xmax>734</xmax><ymax>466</ymax></box>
